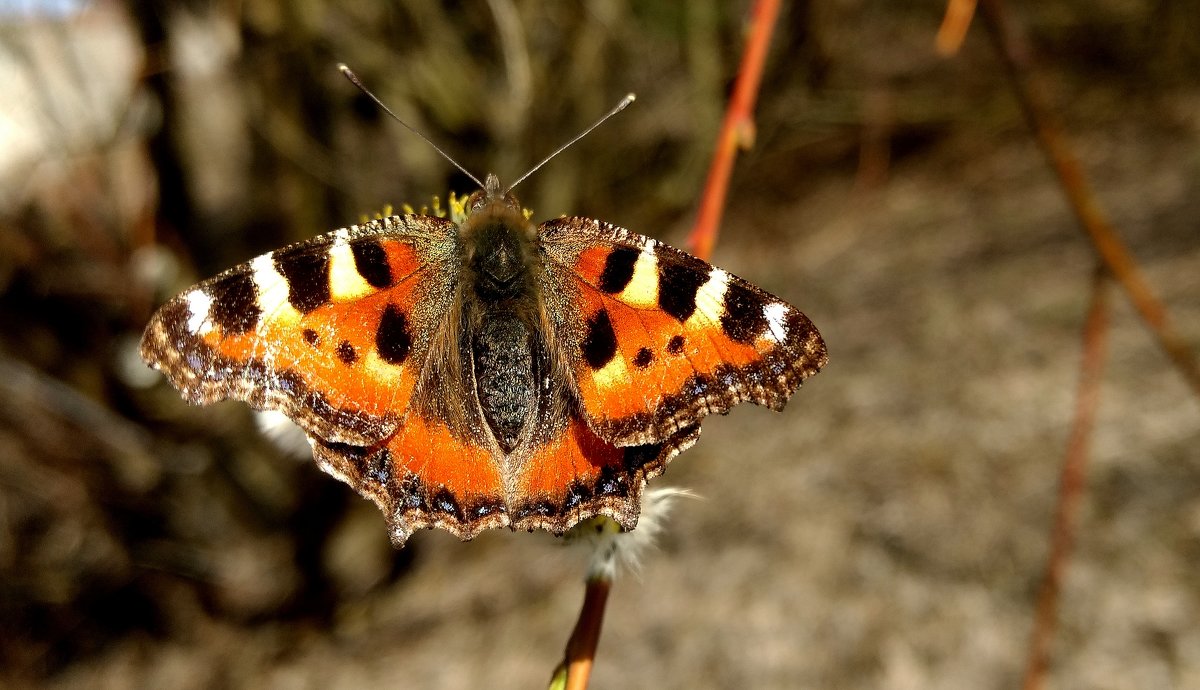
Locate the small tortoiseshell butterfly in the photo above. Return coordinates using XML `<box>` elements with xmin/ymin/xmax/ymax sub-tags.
<box><xmin>141</xmin><ymin>79</ymin><xmax>827</xmax><ymax>548</ymax></box>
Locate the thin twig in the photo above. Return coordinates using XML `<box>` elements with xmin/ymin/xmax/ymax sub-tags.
<box><xmin>935</xmin><ymin>0</ymin><xmax>978</xmax><ymax>56</ymax></box>
<box><xmin>978</xmin><ymin>0</ymin><xmax>1200</xmax><ymax>398</ymax></box>
<box><xmin>1022</xmin><ymin>267</ymin><xmax>1110</xmax><ymax>690</ymax></box>
<box><xmin>552</xmin><ymin>578</ymin><xmax>612</xmax><ymax>690</ymax></box>
<box><xmin>686</xmin><ymin>0</ymin><xmax>781</xmax><ymax>261</ymax></box>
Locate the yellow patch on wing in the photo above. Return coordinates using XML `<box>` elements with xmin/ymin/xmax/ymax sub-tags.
<box><xmin>592</xmin><ymin>348</ymin><xmax>631</xmax><ymax>392</ymax></box>
<box><xmin>328</xmin><ymin>234</ymin><xmax>376</xmax><ymax>301</ymax></box>
<box><xmin>617</xmin><ymin>248</ymin><xmax>660</xmax><ymax>308</ymax></box>
<box><xmin>362</xmin><ymin>348</ymin><xmax>406</xmax><ymax>386</ymax></box>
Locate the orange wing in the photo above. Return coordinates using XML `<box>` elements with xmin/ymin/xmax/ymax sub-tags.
<box><xmin>312</xmin><ymin>413</ymin><xmax>508</xmax><ymax>545</ymax></box>
<box><xmin>312</xmin><ymin>406</ymin><xmax>700</xmax><ymax>545</ymax></box>
<box><xmin>141</xmin><ymin>215</ymin><xmax>459</xmax><ymax>445</ymax></box>
<box><xmin>539</xmin><ymin>217</ymin><xmax>828</xmax><ymax>446</ymax></box>
<box><xmin>510</xmin><ymin>415</ymin><xmax>699</xmax><ymax>535</ymax></box>
<box><xmin>142</xmin><ymin>216</ymin><xmax>510</xmax><ymax>545</ymax></box>
<box><xmin>143</xmin><ymin>212</ymin><xmax>828</xmax><ymax>546</ymax></box>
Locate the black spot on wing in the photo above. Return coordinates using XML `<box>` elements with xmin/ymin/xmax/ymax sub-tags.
<box><xmin>667</xmin><ymin>334</ymin><xmax>686</xmax><ymax>354</ymax></box>
<box><xmin>622</xmin><ymin>440</ymin><xmax>664</xmax><ymax>472</ymax></box>
<box><xmin>376</xmin><ymin>304</ymin><xmax>412</xmax><ymax>365</ymax></box>
<box><xmin>470</xmin><ymin>501</ymin><xmax>505</xmax><ymax>519</ymax></box>
<box><xmin>274</xmin><ymin>245</ymin><xmax>331</xmax><ymax>313</ymax></box>
<box><xmin>594</xmin><ymin>464</ymin><xmax>629</xmax><ymax>497</ymax></box>
<box><xmin>562</xmin><ymin>482</ymin><xmax>593</xmax><ymax>509</ymax></box>
<box><xmin>513</xmin><ymin>500</ymin><xmax>556</xmax><ymax>521</ymax></box>
<box><xmin>582</xmin><ymin>308</ymin><xmax>618</xmax><ymax>370</ymax></box>
<box><xmin>431</xmin><ymin>487</ymin><xmax>462</xmax><ymax>520</ymax></box>
<box><xmin>318</xmin><ymin>440</ymin><xmax>388</xmax><ymax>483</ymax></box>
<box><xmin>397</xmin><ymin>474</ymin><xmax>425</xmax><ymax>510</ymax></box>
<box><xmin>302</xmin><ymin>328</ymin><xmax>320</xmax><ymax>346</ymax></box>
<box><xmin>367</xmin><ymin>449</ymin><xmax>392</xmax><ymax>484</ymax></box>
<box><xmin>598</xmin><ymin>246</ymin><xmax>638</xmax><ymax>294</ymax></box>
<box><xmin>336</xmin><ymin>340</ymin><xmax>358</xmax><ymax>364</ymax></box>
<box><xmin>633</xmin><ymin>347</ymin><xmax>654</xmax><ymax>368</ymax></box>
<box><xmin>350</xmin><ymin>237</ymin><xmax>393</xmax><ymax>288</ymax></box>
<box><xmin>208</xmin><ymin>273</ymin><xmax>260</xmax><ymax>335</ymax></box>
<box><xmin>658</xmin><ymin>260</ymin><xmax>706</xmax><ymax>322</ymax></box>
<box><xmin>720</xmin><ymin>281</ymin><xmax>769</xmax><ymax>344</ymax></box>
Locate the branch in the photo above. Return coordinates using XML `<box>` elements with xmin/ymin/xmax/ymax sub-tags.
<box><xmin>935</xmin><ymin>0</ymin><xmax>978</xmax><ymax>56</ymax></box>
<box><xmin>1021</xmin><ymin>267</ymin><xmax>1111</xmax><ymax>690</ymax></box>
<box><xmin>978</xmin><ymin>0</ymin><xmax>1200</xmax><ymax>398</ymax></box>
<box><xmin>551</xmin><ymin>5</ymin><xmax>784</xmax><ymax>686</ymax></box>
<box><xmin>551</xmin><ymin>578</ymin><xmax>612</xmax><ymax>690</ymax></box>
<box><xmin>686</xmin><ymin>0</ymin><xmax>781</xmax><ymax>261</ymax></box>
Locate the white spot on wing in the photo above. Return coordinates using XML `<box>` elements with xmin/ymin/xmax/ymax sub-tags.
<box><xmin>251</xmin><ymin>254</ymin><xmax>302</xmax><ymax>325</ymax></box>
<box><xmin>764</xmin><ymin>302</ymin><xmax>790</xmax><ymax>342</ymax></box>
<box><xmin>185</xmin><ymin>290</ymin><xmax>213</xmax><ymax>335</ymax></box>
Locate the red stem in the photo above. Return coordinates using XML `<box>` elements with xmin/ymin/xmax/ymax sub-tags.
<box><xmin>686</xmin><ymin>0</ymin><xmax>781</xmax><ymax>261</ymax></box>
<box><xmin>558</xmin><ymin>578</ymin><xmax>612</xmax><ymax>690</ymax></box>
<box><xmin>935</xmin><ymin>0</ymin><xmax>979</xmax><ymax>56</ymax></box>
<box><xmin>1022</xmin><ymin>268</ymin><xmax>1110</xmax><ymax>690</ymax></box>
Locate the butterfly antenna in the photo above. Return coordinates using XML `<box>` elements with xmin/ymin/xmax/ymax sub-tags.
<box><xmin>338</xmin><ymin>64</ymin><xmax>485</xmax><ymax>191</ymax></box>
<box><xmin>505</xmin><ymin>93</ymin><xmax>636</xmax><ymax>195</ymax></box>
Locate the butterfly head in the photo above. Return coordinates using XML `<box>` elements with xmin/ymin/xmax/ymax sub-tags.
<box><xmin>464</xmin><ymin>173</ymin><xmax>523</xmax><ymax>216</ymax></box>
<box><xmin>461</xmin><ymin>173</ymin><xmax>538</xmax><ymax>299</ymax></box>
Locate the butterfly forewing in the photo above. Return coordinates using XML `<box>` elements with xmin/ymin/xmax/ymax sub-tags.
<box><xmin>140</xmin><ymin>215</ymin><xmax>461</xmax><ymax>446</ymax></box>
<box><xmin>539</xmin><ymin>217</ymin><xmax>828</xmax><ymax>447</ymax></box>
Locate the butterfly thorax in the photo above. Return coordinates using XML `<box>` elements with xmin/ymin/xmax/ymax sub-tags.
<box><xmin>461</xmin><ymin>190</ymin><xmax>537</xmax><ymax>300</ymax></box>
<box><xmin>459</xmin><ymin>176</ymin><xmax>548</xmax><ymax>453</ymax></box>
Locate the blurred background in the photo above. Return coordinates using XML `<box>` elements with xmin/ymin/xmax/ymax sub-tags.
<box><xmin>1</xmin><ymin>1</ymin><xmax>1198</xmax><ymax>688</ymax></box>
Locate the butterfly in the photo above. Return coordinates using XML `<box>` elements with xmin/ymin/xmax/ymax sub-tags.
<box><xmin>140</xmin><ymin>77</ymin><xmax>827</xmax><ymax>548</ymax></box>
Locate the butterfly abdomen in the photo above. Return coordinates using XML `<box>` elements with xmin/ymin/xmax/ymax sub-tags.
<box><xmin>472</xmin><ymin>314</ymin><xmax>537</xmax><ymax>453</ymax></box>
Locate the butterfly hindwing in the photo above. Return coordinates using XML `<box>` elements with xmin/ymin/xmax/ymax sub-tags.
<box><xmin>311</xmin><ymin>411</ymin><xmax>508</xmax><ymax>545</ymax></box>
<box><xmin>140</xmin><ymin>215</ymin><xmax>461</xmax><ymax>445</ymax></box>
<box><xmin>511</xmin><ymin>414</ymin><xmax>700</xmax><ymax>534</ymax></box>
<box><xmin>539</xmin><ymin>217</ymin><xmax>828</xmax><ymax>446</ymax></box>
